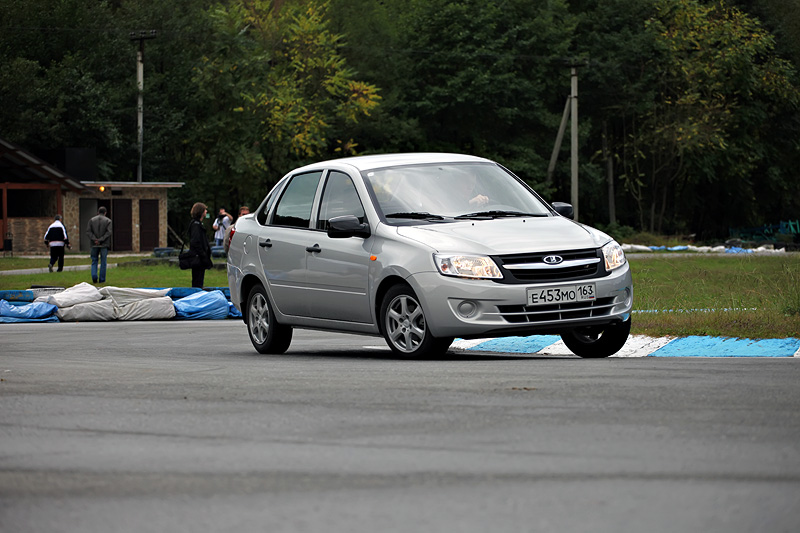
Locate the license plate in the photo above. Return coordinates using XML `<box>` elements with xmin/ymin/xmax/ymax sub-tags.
<box><xmin>527</xmin><ymin>284</ymin><xmax>596</xmax><ymax>306</ymax></box>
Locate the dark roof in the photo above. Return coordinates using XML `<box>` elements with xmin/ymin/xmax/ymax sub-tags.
<box><xmin>0</xmin><ymin>137</ymin><xmax>86</xmax><ymax>191</ymax></box>
<box><xmin>81</xmin><ymin>181</ymin><xmax>184</xmax><ymax>189</ymax></box>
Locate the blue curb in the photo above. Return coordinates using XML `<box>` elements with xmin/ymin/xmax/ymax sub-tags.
<box><xmin>649</xmin><ymin>336</ymin><xmax>800</xmax><ymax>357</ymax></box>
<box><xmin>470</xmin><ymin>335</ymin><xmax>562</xmax><ymax>354</ymax></box>
<box><xmin>457</xmin><ymin>335</ymin><xmax>800</xmax><ymax>357</ymax></box>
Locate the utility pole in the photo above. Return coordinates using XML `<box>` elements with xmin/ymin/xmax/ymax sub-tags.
<box><xmin>130</xmin><ymin>30</ymin><xmax>157</xmax><ymax>183</ymax></box>
<box><xmin>547</xmin><ymin>60</ymin><xmax>586</xmax><ymax>221</ymax></box>
<box><xmin>547</xmin><ymin>97</ymin><xmax>570</xmax><ymax>185</ymax></box>
<box><xmin>570</xmin><ymin>66</ymin><xmax>579</xmax><ymax>222</ymax></box>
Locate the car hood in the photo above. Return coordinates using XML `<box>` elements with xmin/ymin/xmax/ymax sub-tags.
<box><xmin>394</xmin><ymin>216</ymin><xmax>608</xmax><ymax>254</ymax></box>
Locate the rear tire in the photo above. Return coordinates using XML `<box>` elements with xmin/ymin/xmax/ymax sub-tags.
<box><xmin>561</xmin><ymin>317</ymin><xmax>631</xmax><ymax>358</ymax></box>
<box><xmin>380</xmin><ymin>284</ymin><xmax>453</xmax><ymax>357</ymax></box>
<box><xmin>246</xmin><ymin>284</ymin><xmax>292</xmax><ymax>354</ymax></box>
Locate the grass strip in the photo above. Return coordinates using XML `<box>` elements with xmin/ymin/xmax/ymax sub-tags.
<box><xmin>630</xmin><ymin>254</ymin><xmax>799</xmax><ymax>338</ymax></box>
<box><xmin>0</xmin><ymin>258</ymin><xmax>228</xmax><ymax>290</ymax></box>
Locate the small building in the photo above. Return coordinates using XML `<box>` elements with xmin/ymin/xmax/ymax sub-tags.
<box><xmin>0</xmin><ymin>137</ymin><xmax>183</xmax><ymax>254</ymax></box>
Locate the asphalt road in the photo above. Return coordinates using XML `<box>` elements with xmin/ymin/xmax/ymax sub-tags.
<box><xmin>2</xmin><ymin>321</ymin><xmax>799</xmax><ymax>533</ymax></box>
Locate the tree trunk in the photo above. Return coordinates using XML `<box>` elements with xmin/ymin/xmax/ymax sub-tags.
<box><xmin>657</xmin><ymin>182</ymin><xmax>669</xmax><ymax>234</ymax></box>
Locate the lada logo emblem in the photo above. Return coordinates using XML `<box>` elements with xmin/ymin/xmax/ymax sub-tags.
<box><xmin>543</xmin><ymin>255</ymin><xmax>563</xmax><ymax>265</ymax></box>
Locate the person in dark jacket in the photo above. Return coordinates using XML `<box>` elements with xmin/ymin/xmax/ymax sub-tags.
<box><xmin>189</xmin><ymin>202</ymin><xmax>212</xmax><ymax>288</ymax></box>
<box><xmin>43</xmin><ymin>214</ymin><xmax>71</xmax><ymax>272</ymax></box>
<box><xmin>86</xmin><ymin>206</ymin><xmax>113</xmax><ymax>283</ymax></box>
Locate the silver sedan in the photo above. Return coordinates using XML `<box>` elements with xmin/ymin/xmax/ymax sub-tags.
<box><xmin>227</xmin><ymin>153</ymin><xmax>633</xmax><ymax>357</ymax></box>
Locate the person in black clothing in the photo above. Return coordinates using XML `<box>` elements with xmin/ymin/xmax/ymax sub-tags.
<box><xmin>189</xmin><ymin>202</ymin><xmax>212</xmax><ymax>288</ymax></box>
<box><xmin>43</xmin><ymin>214</ymin><xmax>71</xmax><ymax>272</ymax></box>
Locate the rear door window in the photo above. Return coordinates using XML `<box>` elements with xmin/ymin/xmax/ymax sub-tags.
<box><xmin>271</xmin><ymin>171</ymin><xmax>323</xmax><ymax>228</ymax></box>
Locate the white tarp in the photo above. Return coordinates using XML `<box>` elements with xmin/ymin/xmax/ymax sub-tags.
<box><xmin>116</xmin><ymin>296</ymin><xmax>176</xmax><ymax>321</ymax></box>
<box><xmin>99</xmin><ymin>287</ymin><xmax>171</xmax><ymax>306</ymax></box>
<box><xmin>44</xmin><ymin>285</ymin><xmax>176</xmax><ymax>321</ymax></box>
<box><xmin>56</xmin><ymin>299</ymin><xmax>117</xmax><ymax>322</ymax></box>
<box><xmin>44</xmin><ymin>282</ymin><xmax>102</xmax><ymax>308</ymax></box>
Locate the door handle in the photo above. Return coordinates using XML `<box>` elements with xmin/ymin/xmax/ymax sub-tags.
<box><xmin>259</xmin><ymin>239</ymin><xmax>272</xmax><ymax>248</ymax></box>
<box><xmin>306</xmin><ymin>244</ymin><xmax>321</xmax><ymax>253</ymax></box>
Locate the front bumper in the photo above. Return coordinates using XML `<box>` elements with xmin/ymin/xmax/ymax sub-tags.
<box><xmin>410</xmin><ymin>264</ymin><xmax>633</xmax><ymax>338</ymax></box>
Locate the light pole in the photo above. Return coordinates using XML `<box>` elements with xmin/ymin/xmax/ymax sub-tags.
<box><xmin>130</xmin><ymin>30</ymin><xmax>157</xmax><ymax>183</ymax></box>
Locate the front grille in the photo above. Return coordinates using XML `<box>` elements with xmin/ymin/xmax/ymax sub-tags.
<box><xmin>497</xmin><ymin>297</ymin><xmax>616</xmax><ymax>324</ymax></box>
<box><xmin>494</xmin><ymin>248</ymin><xmax>606</xmax><ymax>283</ymax></box>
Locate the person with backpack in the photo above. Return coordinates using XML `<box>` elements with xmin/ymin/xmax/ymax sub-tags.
<box><xmin>43</xmin><ymin>214</ymin><xmax>71</xmax><ymax>272</ymax></box>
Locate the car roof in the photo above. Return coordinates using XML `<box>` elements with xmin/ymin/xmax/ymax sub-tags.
<box><xmin>294</xmin><ymin>153</ymin><xmax>493</xmax><ymax>174</ymax></box>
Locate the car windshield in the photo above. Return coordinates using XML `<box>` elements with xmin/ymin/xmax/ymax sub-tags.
<box><xmin>362</xmin><ymin>162</ymin><xmax>551</xmax><ymax>221</ymax></box>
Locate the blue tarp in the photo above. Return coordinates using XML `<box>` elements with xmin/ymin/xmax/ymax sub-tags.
<box><xmin>0</xmin><ymin>290</ymin><xmax>35</xmax><ymax>303</ymax></box>
<box><xmin>0</xmin><ymin>299</ymin><xmax>59</xmax><ymax>323</ymax></box>
<box><xmin>209</xmin><ymin>286</ymin><xmax>231</xmax><ymax>299</ymax></box>
<box><xmin>163</xmin><ymin>287</ymin><xmax>231</xmax><ymax>300</ymax></box>
<box><xmin>725</xmin><ymin>246</ymin><xmax>755</xmax><ymax>254</ymax></box>
<box><xmin>173</xmin><ymin>290</ymin><xmax>230</xmax><ymax>320</ymax></box>
<box><xmin>167</xmin><ymin>287</ymin><xmax>204</xmax><ymax>300</ymax></box>
<box><xmin>228</xmin><ymin>302</ymin><xmax>242</xmax><ymax>318</ymax></box>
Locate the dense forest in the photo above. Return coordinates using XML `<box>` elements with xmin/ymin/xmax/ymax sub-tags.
<box><xmin>1</xmin><ymin>0</ymin><xmax>798</xmax><ymax>240</ymax></box>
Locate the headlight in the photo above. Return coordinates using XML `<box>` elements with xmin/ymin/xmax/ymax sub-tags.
<box><xmin>602</xmin><ymin>240</ymin><xmax>626</xmax><ymax>271</ymax></box>
<box><xmin>434</xmin><ymin>254</ymin><xmax>502</xmax><ymax>279</ymax></box>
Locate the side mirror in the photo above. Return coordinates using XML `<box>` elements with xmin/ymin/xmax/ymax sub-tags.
<box><xmin>551</xmin><ymin>202</ymin><xmax>574</xmax><ymax>219</ymax></box>
<box><xmin>327</xmin><ymin>215</ymin><xmax>371</xmax><ymax>238</ymax></box>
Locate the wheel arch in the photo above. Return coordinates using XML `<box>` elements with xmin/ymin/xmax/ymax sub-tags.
<box><xmin>374</xmin><ymin>275</ymin><xmax>410</xmax><ymax>335</ymax></box>
<box><xmin>239</xmin><ymin>273</ymin><xmax>264</xmax><ymax>323</ymax></box>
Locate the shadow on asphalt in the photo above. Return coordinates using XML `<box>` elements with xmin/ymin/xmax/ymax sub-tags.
<box><xmin>235</xmin><ymin>349</ymin><xmax>576</xmax><ymax>362</ymax></box>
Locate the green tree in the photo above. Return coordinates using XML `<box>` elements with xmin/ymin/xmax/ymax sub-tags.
<box><xmin>389</xmin><ymin>0</ymin><xmax>576</xmax><ymax>187</ymax></box>
<box><xmin>584</xmin><ymin>0</ymin><xmax>800</xmax><ymax>236</ymax></box>
<box><xmin>570</xmin><ymin>0</ymin><xmax>660</xmax><ymax>227</ymax></box>
<box><xmin>0</xmin><ymin>0</ymin><xmax>131</xmax><ymax>177</ymax></box>
<box><xmin>186</xmin><ymin>0</ymin><xmax>381</xmax><ymax>210</ymax></box>
<box><xmin>113</xmin><ymin>0</ymin><xmax>218</xmax><ymax>185</ymax></box>
<box><xmin>325</xmin><ymin>0</ymin><xmax>428</xmax><ymax>155</ymax></box>
<box><xmin>730</xmin><ymin>0</ymin><xmax>800</xmax><ymax>65</ymax></box>
<box><xmin>637</xmin><ymin>0</ymin><xmax>799</xmax><ymax>236</ymax></box>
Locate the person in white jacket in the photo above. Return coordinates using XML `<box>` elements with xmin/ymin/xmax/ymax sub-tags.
<box><xmin>43</xmin><ymin>214</ymin><xmax>71</xmax><ymax>272</ymax></box>
<box><xmin>212</xmin><ymin>208</ymin><xmax>231</xmax><ymax>246</ymax></box>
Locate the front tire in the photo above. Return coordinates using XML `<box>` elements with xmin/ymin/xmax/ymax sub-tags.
<box><xmin>561</xmin><ymin>317</ymin><xmax>631</xmax><ymax>358</ymax></box>
<box><xmin>246</xmin><ymin>284</ymin><xmax>292</xmax><ymax>354</ymax></box>
<box><xmin>380</xmin><ymin>284</ymin><xmax>453</xmax><ymax>357</ymax></box>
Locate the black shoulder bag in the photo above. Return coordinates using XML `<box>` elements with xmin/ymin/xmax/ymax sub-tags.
<box><xmin>178</xmin><ymin>223</ymin><xmax>198</xmax><ymax>270</ymax></box>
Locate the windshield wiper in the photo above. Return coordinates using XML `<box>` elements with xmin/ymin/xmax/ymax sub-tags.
<box><xmin>454</xmin><ymin>210</ymin><xmax>547</xmax><ymax>219</ymax></box>
<box><xmin>385</xmin><ymin>211</ymin><xmax>445</xmax><ymax>220</ymax></box>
